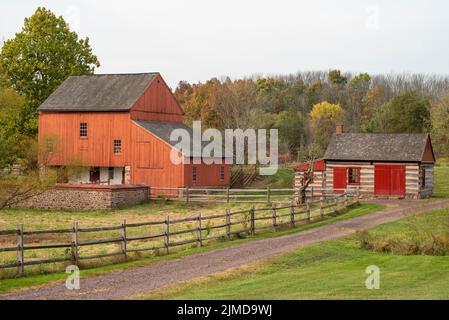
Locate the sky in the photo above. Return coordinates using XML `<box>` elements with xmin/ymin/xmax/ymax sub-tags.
<box><xmin>1</xmin><ymin>0</ymin><xmax>449</xmax><ymax>88</ymax></box>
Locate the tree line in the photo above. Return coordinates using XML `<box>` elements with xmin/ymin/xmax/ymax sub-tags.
<box><xmin>175</xmin><ymin>71</ymin><xmax>449</xmax><ymax>161</ymax></box>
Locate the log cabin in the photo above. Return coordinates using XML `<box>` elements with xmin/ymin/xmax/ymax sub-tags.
<box><xmin>294</xmin><ymin>126</ymin><xmax>436</xmax><ymax>199</ymax></box>
<box><xmin>38</xmin><ymin>73</ymin><xmax>231</xmax><ymax>190</ymax></box>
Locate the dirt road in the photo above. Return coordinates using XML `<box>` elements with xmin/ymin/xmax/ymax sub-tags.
<box><xmin>2</xmin><ymin>199</ymin><xmax>449</xmax><ymax>300</ymax></box>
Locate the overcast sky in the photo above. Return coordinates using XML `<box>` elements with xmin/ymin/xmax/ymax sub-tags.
<box><xmin>2</xmin><ymin>0</ymin><xmax>449</xmax><ymax>88</ymax></box>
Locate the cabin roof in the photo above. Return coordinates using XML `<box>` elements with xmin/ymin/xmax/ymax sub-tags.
<box><xmin>133</xmin><ymin>120</ymin><xmax>233</xmax><ymax>158</ymax></box>
<box><xmin>324</xmin><ymin>133</ymin><xmax>434</xmax><ymax>163</ymax></box>
<box><xmin>38</xmin><ymin>73</ymin><xmax>159</xmax><ymax>112</ymax></box>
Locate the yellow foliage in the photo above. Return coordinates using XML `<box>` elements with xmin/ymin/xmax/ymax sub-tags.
<box><xmin>309</xmin><ymin>101</ymin><xmax>343</xmax><ymax>123</ymax></box>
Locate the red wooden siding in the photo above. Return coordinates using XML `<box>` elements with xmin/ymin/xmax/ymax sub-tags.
<box><xmin>130</xmin><ymin>74</ymin><xmax>184</xmax><ymax>123</ymax></box>
<box><xmin>333</xmin><ymin>167</ymin><xmax>347</xmax><ymax>193</ymax></box>
<box><xmin>374</xmin><ymin>165</ymin><xmax>405</xmax><ymax>196</ymax></box>
<box><xmin>184</xmin><ymin>162</ymin><xmax>230</xmax><ymax>187</ymax></box>
<box><xmin>39</xmin><ymin>112</ymin><xmax>132</xmax><ymax>167</ymax></box>
<box><xmin>422</xmin><ymin>137</ymin><xmax>436</xmax><ymax>163</ymax></box>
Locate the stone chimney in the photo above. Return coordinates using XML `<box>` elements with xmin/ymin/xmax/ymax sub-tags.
<box><xmin>336</xmin><ymin>124</ymin><xmax>344</xmax><ymax>135</ymax></box>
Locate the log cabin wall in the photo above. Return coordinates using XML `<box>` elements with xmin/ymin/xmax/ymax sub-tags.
<box><xmin>324</xmin><ymin>161</ymin><xmax>425</xmax><ymax>199</ymax></box>
<box><xmin>420</xmin><ymin>164</ymin><xmax>434</xmax><ymax>198</ymax></box>
<box><xmin>293</xmin><ymin>171</ymin><xmax>325</xmax><ymax>198</ymax></box>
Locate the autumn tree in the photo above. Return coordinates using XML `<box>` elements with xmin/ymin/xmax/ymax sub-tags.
<box><xmin>328</xmin><ymin>69</ymin><xmax>348</xmax><ymax>86</ymax></box>
<box><xmin>309</xmin><ymin>101</ymin><xmax>344</xmax><ymax>151</ymax></box>
<box><xmin>430</xmin><ymin>90</ymin><xmax>449</xmax><ymax>156</ymax></box>
<box><xmin>383</xmin><ymin>92</ymin><xmax>431</xmax><ymax>133</ymax></box>
<box><xmin>0</xmin><ymin>7</ymin><xmax>100</xmax><ymax>136</ymax></box>
<box><xmin>275</xmin><ymin>110</ymin><xmax>308</xmax><ymax>155</ymax></box>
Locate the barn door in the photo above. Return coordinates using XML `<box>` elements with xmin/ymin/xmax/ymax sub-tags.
<box><xmin>333</xmin><ymin>167</ymin><xmax>347</xmax><ymax>193</ymax></box>
<box><xmin>390</xmin><ymin>166</ymin><xmax>405</xmax><ymax>196</ymax></box>
<box><xmin>375</xmin><ymin>165</ymin><xmax>405</xmax><ymax>196</ymax></box>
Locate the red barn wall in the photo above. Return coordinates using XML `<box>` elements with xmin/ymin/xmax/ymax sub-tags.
<box><xmin>130</xmin><ymin>122</ymin><xmax>185</xmax><ymax>188</ymax></box>
<box><xmin>184</xmin><ymin>162</ymin><xmax>230</xmax><ymax>187</ymax></box>
<box><xmin>39</xmin><ymin>112</ymin><xmax>132</xmax><ymax>167</ymax></box>
<box><xmin>130</xmin><ymin>74</ymin><xmax>184</xmax><ymax>123</ymax></box>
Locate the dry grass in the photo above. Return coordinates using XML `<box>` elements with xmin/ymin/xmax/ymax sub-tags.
<box><xmin>0</xmin><ymin>199</ymin><xmax>343</xmax><ymax>276</ymax></box>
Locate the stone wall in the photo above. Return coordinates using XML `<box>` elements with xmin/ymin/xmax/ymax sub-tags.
<box><xmin>16</xmin><ymin>184</ymin><xmax>149</xmax><ymax>210</ymax></box>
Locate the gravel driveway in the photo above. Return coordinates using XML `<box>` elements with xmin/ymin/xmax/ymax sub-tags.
<box><xmin>2</xmin><ymin>199</ymin><xmax>449</xmax><ymax>300</ymax></box>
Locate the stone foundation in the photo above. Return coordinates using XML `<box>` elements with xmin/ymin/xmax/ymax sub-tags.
<box><xmin>16</xmin><ymin>184</ymin><xmax>149</xmax><ymax>210</ymax></box>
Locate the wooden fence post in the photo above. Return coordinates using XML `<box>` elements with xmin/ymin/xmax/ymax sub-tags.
<box><xmin>250</xmin><ymin>206</ymin><xmax>255</xmax><ymax>236</ymax></box>
<box><xmin>121</xmin><ymin>219</ymin><xmax>127</xmax><ymax>259</ymax></box>
<box><xmin>197</xmin><ymin>214</ymin><xmax>203</xmax><ymax>247</ymax></box>
<box><xmin>72</xmin><ymin>222</ymin><xmax>79</xmax><ymax>265</ymax></box>
<box><xmin>148</xmin><ymin>186</ymin><xmax>152</xmax><ymax>200</ymax></box>
<box><xmin>320</xmin><ymin>198</ymin><xmax>324</xmax><ymax>218</ymax></box>
<box><xmin>267</xmin><ymin>187</ymin><xmax>271</xmax><ymax>204</ymax></box>
<box><xmin>226</xmin><ymin>209</ymin><xmax>231</xmax><ymax>240</ymax></box>
<box><xmin>164</xmin><ymin>216</ymin><xmax>170</xmax><ymax>254</ymax></box>
<box><xmin>272</xmin><ymin>204</ymin><xmax>277</xmax><ymax>231</ymax></box>
<box><xmin>290</xmin><ymin>205</ymin><xmax>295</xmax><ymax>227</ymax></box>
<box><xmin>311</xmin><ymin>186</ymin><xmax>314</xmax><ymax>199</ymax></box>
<box><xmin>17</xmin><ymin>224</ymin><xmax>24</xmax><ymax>275</ymax></box>
<box><xmin>344</xmin><ymin>194</ymin><xmax>348</xmax><ymax>207</ymax></box>
<box><xmin>186</xmin><ymin>187</ymin><xmax>190</xmax><ymax>204</ymax></box>
<box><xmin>226</xmin><ymin>187</ymin><xmax>230</xmax><ymax>203</ymax></box>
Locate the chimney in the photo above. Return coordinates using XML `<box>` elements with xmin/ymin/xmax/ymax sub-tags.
<box><xmin>336</xmin><ymin>124</ymin><xmax>344</xmax><ymax>135</ymax></box>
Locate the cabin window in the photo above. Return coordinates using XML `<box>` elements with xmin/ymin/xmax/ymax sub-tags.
<box><xmin>80</xmin><ymin>123</ymin><xmax>88</xmax><ymax>138</ymax></box>
<box><xmin>192</xmin><ymin>167</ymin><xmax>197</xmax><ymax>182</ymax></box>
<box><xmin>348</xmin><ymin>168</ymin><xmax>360</xmax><ymax>185</ymax></box>
<box><xmin>220</xmin><ymin>166</ymin><xmax>225</xmax><ymax>181</ymax></box>
<box><xmin>114</xmin><ymin>139</ymin><xmax>122</xmax><ymax>154</ymax></box>
<box><xmin>421</xmin><ymin>168</ymin><xmax>426</xmax><ymax>188</ymax></box>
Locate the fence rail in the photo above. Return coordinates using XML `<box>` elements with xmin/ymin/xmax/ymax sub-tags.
<box><xmin>0</xmin><ymin>193</ymin><xmax>358</xmax><ymax>275</ymax></box>
<box><xmin>149</xmin><ymin>186</ymin><xmax>357</xmax><ymax>204</ymax></box>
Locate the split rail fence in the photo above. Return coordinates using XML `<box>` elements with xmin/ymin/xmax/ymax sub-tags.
<box><xmin>149</xmin><ymin>187</ymin><xmax>358</xmax><ymax>204</ymax></box>
<box><xmin>0</xmin><ymin>192</ymin><xmax>358</xmax><ymax>275</ymax></box>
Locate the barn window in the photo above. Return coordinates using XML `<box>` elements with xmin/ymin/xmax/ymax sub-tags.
<box><xmin>192</xmin><ymin>167</ymin><xmax>197</xmax><ymax>182</ymax></box>
<box><xmin>348</xmin><ymin>168</ymin><xmax>360</xmax><ymax>185</ymax></box>
<box><xmin>114</xmin><ymin>140</ymin><xmax>122</xmax><ymax>154</ymax></box>
<box><xmin>80</xmin><ymin>123</ymin><xmax>88</xmax><ymax>138</ymax></box>
<box><xmin>220</xmin><ymin>166</ymin><xmax>225</xmax><ymax>181</ymax></box>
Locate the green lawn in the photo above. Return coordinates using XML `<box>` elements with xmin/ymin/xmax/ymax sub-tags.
<box><xmin>434</xmin><ymin>165</ymin><xmax>449</xmax><ymax>198</ymax></box>
<box><xmin>146</xmin><ymin>207</ymin><xmax>449</xmax><ymax>300</ymax></box>
<box><xmin>0</xmin><ymin>203</ymin><xmax>383</xmax><ymax>294</ymax></box>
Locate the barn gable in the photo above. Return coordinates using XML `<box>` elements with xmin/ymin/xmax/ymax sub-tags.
<box><xmin>130</xmin><ymin>74</ymin><xmax>185</xmax><ymax>123</ymax></box>
<box><xmin>324</xmin><ymin>133</ymin><xmax>435</xmax><ymax>163</ymax></box>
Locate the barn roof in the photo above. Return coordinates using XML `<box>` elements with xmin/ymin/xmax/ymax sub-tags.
<box><xmin>324</xmin><ymin>133</ymin><xmax>434</xmax><ymax>163</ymax></box>
<box><xmin>38</xmin><ymin>73</ymin><xmax>159</xmax><ymax>112</ymax></box>
<box><xmin>133</xmin><ymin>120</ymin><xmax>233</xmax><ymax>158</ymax></box>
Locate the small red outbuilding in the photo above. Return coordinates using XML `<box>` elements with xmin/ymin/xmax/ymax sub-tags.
<box><xmin>294</xmin><ymin>129</ymin><xmax>436</xmax><ymax>199</ymax></box>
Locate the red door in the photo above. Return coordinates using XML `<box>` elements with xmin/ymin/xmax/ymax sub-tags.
<box><xmin>390</xmin><ymin>166</ymin><xmax>405</xmax><ymax>196</ymax></box>
<box><xmin>374</xmin><ymin>165</ymin><xmax>390</xmax><ymax>195</ymax></box>
<box><xmin>375</xmin><ymin>165</ymin><xmax>405</xmax><ymax>196</ymax></box>
<box><xmin>333</xmin><ymin>167</ymin><xmax>347</xmax><ymax>193</ymax></box>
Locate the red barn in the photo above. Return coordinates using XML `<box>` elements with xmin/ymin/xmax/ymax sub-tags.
<box><xmin>38</xmin><ymin>73</ymin><xmax>231</xmax><ymax>189</ymax></box>
<box><xmin>294</xmin><ymin>126</ymin><xmax>436</xmax><ymax>199</ymax></box>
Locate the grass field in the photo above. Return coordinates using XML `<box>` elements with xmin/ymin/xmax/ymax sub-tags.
<box><xmin>145</xmin><ymin>207</ymin><xmax>449</xmax><ymax>300</ymax></box>
<box><xmin>0</xmin><ymin>203</ymin><xmax>383</xmax><ymax>293</ymax></box>
<box><xmin>434</xmin><ymin>165</ymin><xmax>449</xmax><ymax>198</ymax></box>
